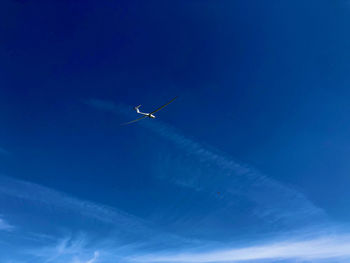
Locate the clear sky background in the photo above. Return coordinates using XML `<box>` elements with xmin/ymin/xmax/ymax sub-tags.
<box><xmin>1</xmin><ymin>0</ymin><xmax>350</xmax><ymax>262</ymax></box>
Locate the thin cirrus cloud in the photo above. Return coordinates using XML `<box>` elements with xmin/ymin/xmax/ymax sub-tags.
<box><xmin>22</xmin><ymin>231</ymin><xmax>350</xmax><ymax>263</ymax></box>
<box><xmin>0</xmin><ymin>175</ymin><xmax>202</xmax><ymax>252</ymax></box>
<box><xmin>4</xmin><ymin>98</ymin><xmax>343</xmax><ymax>263</ymax></box>
<box><xmin>28</xmin><ymin>235</ymin><xmax>100</xmax><ymax>263</ymax></box>
<box><xmin>85</xmin><ymin>99</ymin><xmax>327</xmax><ymax>227</ymax></box>
<box><xmin>0</xmin><ymin>147</ymin><xmax>9</xmax><ymax>156</ymax></box>
<box><xmin>0</xmin><ymin>175</ymin><xmax>146</xmax><ymax>230</ymax></box>
<box><xmin>0</xmin><ymin>216</ymin><xmax>14</xmax><ymax>231</ymax></box>
<box><xmin>131</xmin><ymin>235</ymin><xmax>350</xmax><ymax>263</ymax></box>
<box><xmin>0</xmin><ymin>175</ymin><xmax>201</xmax><ymax>262</ymax></box>
<box><xmin>0</xmin><ymin>158</ymin><xmax>348</xmax><ymax>262</ymax></box>
<box><xmin>0</xmin><ymin>174</ymin><xmax>182</xmax><ymax>250</ymax></box>
<box><xmin>85</xmin><ymin>251</ymin><xmax>99</xmax><ymax>263</ymax></box>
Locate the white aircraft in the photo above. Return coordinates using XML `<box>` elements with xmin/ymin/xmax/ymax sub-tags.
<box><xmin>121</xmin><ymin>97</ymin><xmax>177</xmax><ymax>125</ymax></box>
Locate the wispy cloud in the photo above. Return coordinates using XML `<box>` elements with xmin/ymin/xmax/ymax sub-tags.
<box><xmin>0</xmin><ymin>175</ymin><xmax>202</xmax><ymax>255</ymax></box>
<box><xmin>0</xmin><ymin>99</ymin><xmax>343</xmax><ymax>262</ymax></box>
<box><xmin>0</xmin><ymin>175</ymin><xmax>146</xmax><ymax>230</ymax></box>
<box><xmin>132</xmin><ymin>235</ymin><xmax>350</xmax><ymax>263</ymax></box>
<box><xmin>29</xmin><ymin>235</ymin><xmax>101</xmax><ymax>263</ymax></box>
<box><xmin>21</xmin><ymin>229</ymin><xmax>350</xmax><ymax>263</ymax></box>
<box><xmin>85</xmin><ymin>99</ymin><xmax>327</xmax><ymax>227</ymax></box>
<box><xmin>85</xmin><ymin>251</ymin><xmax>99</xmax><ymax>263</ymax></box>
<box><xmin>0</xmin><ymin>147</ymin><xmax>10</xmax><ymax>156</ymax></box>
<box><xmin>0</xmin><ymin>216</ymin><xmax>14</xmax><ymax>231</ymax></box>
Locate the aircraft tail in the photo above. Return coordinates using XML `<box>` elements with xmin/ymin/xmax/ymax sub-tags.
<box><xmin>134</xmin><ymin>105</ymin><xmax>142</xmax><ymax>113</ymax></box>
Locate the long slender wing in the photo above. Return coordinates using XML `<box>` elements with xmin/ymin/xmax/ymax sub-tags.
<box><xmin>150</xmin><ymin>97</ymin><xmax>177</xmax><ymax>114</ymax></box>
<box><xmin>121</xmin><ymin>115</ymin><xmax>147</xmax><ymax>126</ymax></box>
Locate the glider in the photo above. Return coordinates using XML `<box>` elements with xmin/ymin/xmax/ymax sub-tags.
<box><xmin>121</xmin><ymin>97</ymin><xmax>177</xmax><ymax>125</ymax></box>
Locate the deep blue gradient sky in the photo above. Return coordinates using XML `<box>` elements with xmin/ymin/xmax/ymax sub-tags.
<box><xmin>2</xmin><ymin>0</ymin><xmax>350</xmax><ymax>262</ymax></box>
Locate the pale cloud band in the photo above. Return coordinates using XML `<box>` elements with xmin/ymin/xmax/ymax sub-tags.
<box><xmin>0</xmin><ymin>173</ymin><xmax>348</xmax><ymax>262</ymax></box>
<box><xmin>132</xmin><ymin>235</ymin><xmax>350</xmax><ymax>262</ymax></box>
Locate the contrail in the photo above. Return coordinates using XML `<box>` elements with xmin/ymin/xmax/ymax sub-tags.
<box><xmin>86</xmin><ymin>99</ymin><xmax>327</xmax><ymax>227</ymax></box>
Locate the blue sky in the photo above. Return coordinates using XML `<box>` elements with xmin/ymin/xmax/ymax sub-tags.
<box><xmin>1</xmin><ymin>0</ymin><xmax>350</xmax><ymax>262</ymax></box>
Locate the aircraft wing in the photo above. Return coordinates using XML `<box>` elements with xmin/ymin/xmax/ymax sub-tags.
<box><xmin>150</xmin><ymin>97</ymin><xmax>177</xmax><ymax>114</ymax></box>
<box><xmin>121</xmin><ymin>115</ymin><xmax>147</xmax><ymax>126</ymax></box>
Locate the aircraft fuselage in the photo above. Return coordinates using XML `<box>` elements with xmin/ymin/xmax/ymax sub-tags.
<box><xmin>138</xmin><ymin>112</ymin><xmax>156</xmax><ymax>118</ymax></box>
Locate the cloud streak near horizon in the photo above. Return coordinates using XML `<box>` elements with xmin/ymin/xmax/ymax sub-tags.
<box><xmin>0</xmin><ymin>166</ymin><xmax>348</xmax><ymax>262</ymax></box>
<box><xmin>25</xmin><ymin>231</ymin><xmax>350</xmax><ymax>263</ymax></box>
<box><xmin>131</xmin><ymin>235</ymin><xmax>350</xmax><ymax>263</ymax></box>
